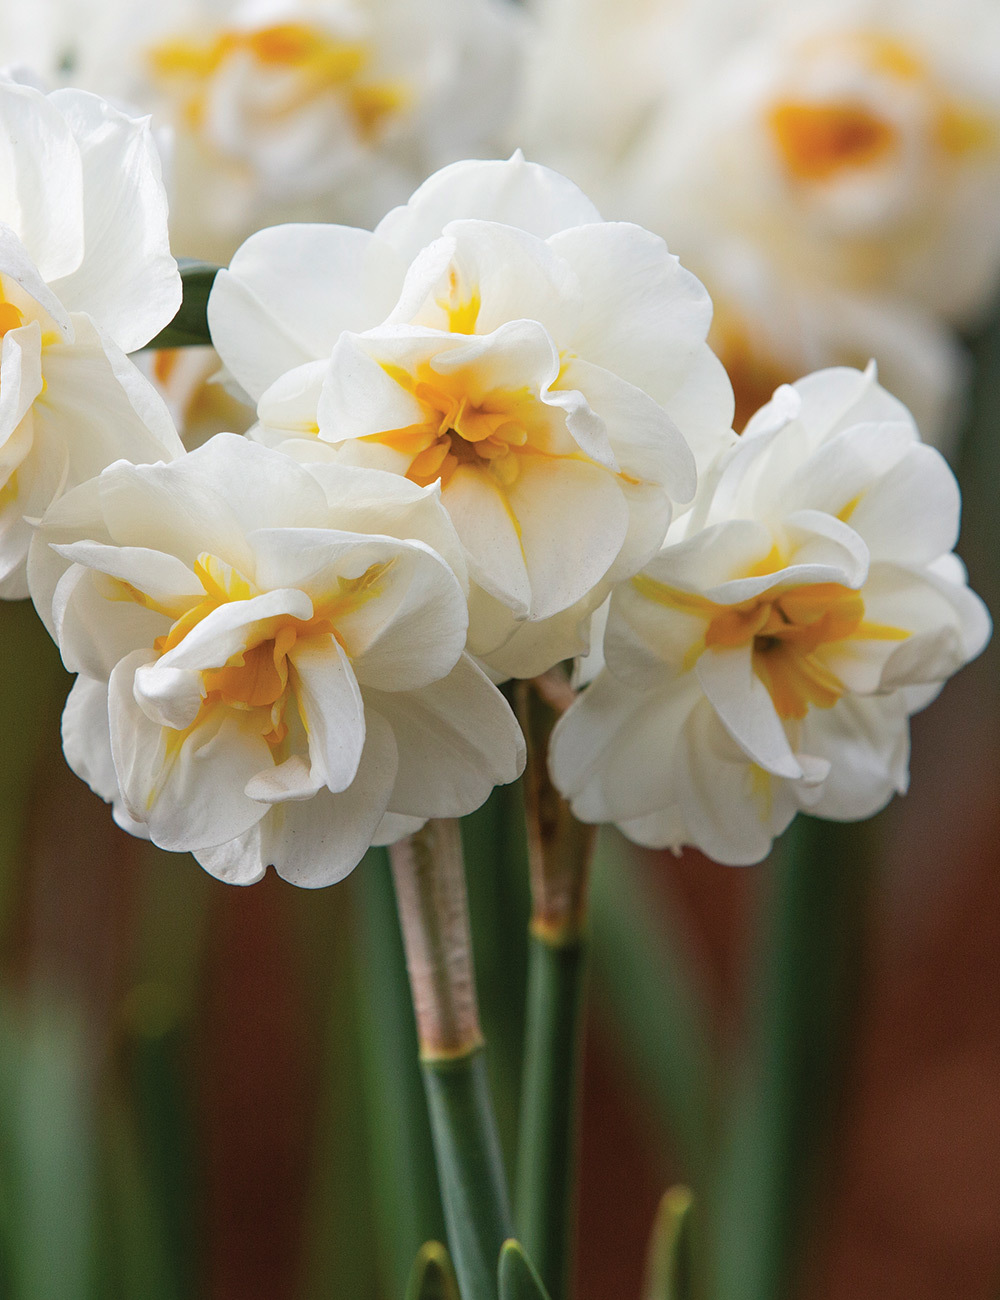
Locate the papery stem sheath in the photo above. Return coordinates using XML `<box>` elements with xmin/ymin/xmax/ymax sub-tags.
<box><xmin>514</xmin><ymin>680</ymin><xmax>596</xmax><ymax>1300</ymax></box>
<box><xmin>391</xmin><ymin>821</ymin><xmax>513</xmax><ymax>1300</ymax></box>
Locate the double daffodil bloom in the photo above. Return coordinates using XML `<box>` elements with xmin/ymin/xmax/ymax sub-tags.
<box><xmin>550</xmin><ymin>365</ymin><xmax>990</xmax><ymax>864</ymax></box>
<box><xmin>209</xmin><ymin>154</ymin><xmax>734</xmax><ymax>677</ymax></box>
<box><xmin>29</xmin><ymin>435</ymin><xmax>524</xmax><ymax>885</ymax></box>
<box><xmin>0</xmin><ymin>77</ymin><xmax>183</xmax><ymax>598</ymax></box>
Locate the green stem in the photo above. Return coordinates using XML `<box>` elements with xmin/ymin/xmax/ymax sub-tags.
<box><xmin>391</xmin><ymin>821</ymin><xmax>513</xmax><ymax>1300</ymax></box>
<box><xmin>513</xmin><ymin>678</ymin><xmax>594</xmax><ymax>1300</ymax></box>
<box><xmin>422</xmin><ymin>1050</ymin><xmax>514</xmax><ymax>1300</ymax></box>
<box><xmin>515</xmin><ymin>933</ymin><xmax>586</xmax><ymax>1300</ymax></box>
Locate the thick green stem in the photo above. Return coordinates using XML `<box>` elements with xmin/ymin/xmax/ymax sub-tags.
<box><xmin>515</xmin><ymin>933</ymin><xmax>586</xmax><ymax>1300</ymax></box>
<box><xmin>421</xmin><ymin>1051</ymin><xmax>514</xmax><ymax>1300</ymax></box>
<box><xmin>391</xmin><ymin>821</ymin><xmax>513</xmax><ymax>1300</ymax></box>
<box><xmin>513</xmin><ymin>678</ymin><xmax>595</xmax><ymax>1300</ymax></box>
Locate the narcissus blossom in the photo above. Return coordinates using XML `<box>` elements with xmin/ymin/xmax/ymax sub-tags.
<box><xmin>67</xmin><ymin>0</ymin><xmax>524</xmax><ymax>261</ymax></box>
<box><xmin>550</xmin><ymin>365</ymin><xmax>990</xmax><ymax>865</ymax></box>
<box><xmin>0</xmin><ymin>77</ymin><xmax>183</xmax><ymax>598</ymax></box>
<box><xmin>629</xmin><ymin>3</ymin><xmax>1000</xmax><ymax>324</ymax></box>
<box><xmin>28</xmin><ymin>435</ymin><xmax>524</xmax><ymax>886</ymax></box>
<box><xmin>209</xmin><ymin>154</ymin><xmax>733</xmax><ymax>676</ymax></box>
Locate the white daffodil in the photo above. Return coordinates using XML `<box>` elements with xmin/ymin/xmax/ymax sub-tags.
<box><xmin>209</xmin><ymin>154</ymin><xmax>734</xmax><ymax>677</ymax></box>
<box><xmin>28</xmin><ymin>434</ymin><xmax>525</xmax><ymax>886</ymax></box>
<box><xmin>0</xmin><ymin>76</ymin><xmax>183</xmax><ymax>598</ymax></box>
<box><xmin>628</xmin><ymin>1</ymin><xmax>1000</xmax><ymax>325</ymax></box>
<box><xmin>65</xmin><ymin>0</ymin><xmax>524</xmax><ymax>262</ymax></box>
<box><xmin>550</xmin><ymin>365</ymin><xmax>990</xmax><ymax>865</ymax></box>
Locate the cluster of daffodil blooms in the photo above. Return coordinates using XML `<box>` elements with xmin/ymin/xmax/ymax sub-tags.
<box><xmin>0</xmin><ymin>71</ymin><xmax>989</xmax><ymax>879</ymax></box>
<box><xmin>0</xmin><ymin>5</ymin><xmax>995</xmax><ymax>1295</ymax></box>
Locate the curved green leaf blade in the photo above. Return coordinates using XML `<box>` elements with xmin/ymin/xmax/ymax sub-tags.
<box><xmin>405</xmin><ymin>1241</ymin><xmax>460</xmax><ymax>1300</ymax></box>
<box><xmin>642</xmin><ymin>1187</ymin><xmax>694</xmax><ymax>1300</ymax></box>
<box><xmin>146</xmin><ymin>260</ymin><xmax>219</xmax><ymax>349</ymax></box>
<box><xmin>498</xmin><ymin>1239</ymin><xmax>552</xmax><ymax>1300</ymax></box>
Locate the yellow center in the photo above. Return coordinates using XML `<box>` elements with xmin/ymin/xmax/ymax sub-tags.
<box><xmin>768</xmin><ymin>30</ymin><xmax>996</xmax><ymax>184</ymax></box>
<box><xmin>149</xmin><ymin>21</ymin><xmax>407</xmax><ymax>141</ymax></box>
<box><xmin>364</xmin><ymin>362</ymin><xmax>557</xmax><ymax>492</ymax></box>
<box><xmin>634</xmin><ymin>570</ymin><xmax>909</xmax><ymax>720</ymax></box>
<box><xmin>769</xmin><ymin>101</ymin><xmax>897</xmax><ymax>181</ymax></box>
<box><xmin>114</xmin><ymin>551</ymin><xmax>390</xmax><ymax>747</ymax></box>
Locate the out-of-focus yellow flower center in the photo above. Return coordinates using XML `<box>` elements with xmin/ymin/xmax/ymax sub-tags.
<box><xmin>149</xmin><ymin>21</ymin><xmax>407</xmax><ymax>141</ymax></box>
<box><xmin>768</xmin><ymin>30</ymin><xmax>996</xmax><ymax>184</ymax></box>
<box><xmin>364</xmin><ymin>361</ymin><xmax>555</xmax><ymax>492</ymax></box>
<box><xmin>634</xmin><ymin>568</ymin><xmax>909</xmax><ymax>720</ymax></box>
<box><xmin>115</xmin><ymin>551</ymin><xmax>390</xmax><ymax>746</ymax></box>
<box><xmin>769</xmin><ymin>101</ymin><xmax>897</xmax><ymax>181</ymax></box>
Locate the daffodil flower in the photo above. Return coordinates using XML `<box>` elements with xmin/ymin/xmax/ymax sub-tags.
<box><xmin>60</xmin><ymin>0</ymin><xmax>525</xmax><ymax>261</ymax></box>
<box><xmin>29</xmin><ymin>435</ymin><xmax>524</xmax><ymax>886</ymax></box>
<box><xmin>209</xmin><ymin>154</ymin><xmax>734</xmax><ymax>676</ymax></box>
<box><xmin>0</xmin><ymin>76</ymin><xmax>183</xmax><ymax>598</ymax></box>
<box><xmin>550</xmin><ymin>365</ymin><xmax>990</xmax><ymax>865</ymax></box>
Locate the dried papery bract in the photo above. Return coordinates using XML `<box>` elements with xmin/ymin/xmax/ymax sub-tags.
<box><xmin>390</xmin><ymin>819</ymin><xmax>482</xmax><ymax>1060</ymax></box>
<box><xmin>390</xmin><ymin>821</ymin><xmax>512</xmax><ymax>1300</ymax></box>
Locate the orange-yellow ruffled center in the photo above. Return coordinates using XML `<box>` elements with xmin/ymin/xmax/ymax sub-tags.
<box><xmin>114</xmin><ymin>551</ymin><xmax>389</xmax><ymax>747</ymax></box>
<box><xmin>769</xmin><ymin>101</ymin><xmax>897</xmax><ymax>181</ymax></box>
<box><xmin>768</xmin><ymin>31</ymin><xmax>996</xmax><ymax>184</ymax></box>
<box><xmin>634</xmin><ymin>571</ymin><xmax>909</xmax><ymax>720</ymax></box>
<box><xmin>364</xmin><ymin>362</ymin><xmax>551</xmax><ymax>491</ymax></box>
<box><xmin>149</xmin><ymin>21</ymin><xmax>407</xmax><ymax>141</ymax></box>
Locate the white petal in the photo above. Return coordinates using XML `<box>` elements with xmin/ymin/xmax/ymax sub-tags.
<box><xmin>0</xmin><ymin>80</ymin><xmax>84</xmax><ymax>282</ymax></box>
<box><xmin>695</xmin><ymin>644</ymin><xmax>803</xmax><ymax>779</ymax></box>
<box><xmin>267</xmin><ymin>709</ymin><xmax>399</xmax><ymax>887</ymax></box>
<box><xmin>561</xmin><ymin>356</ymin><xmax>696</xmax><ymax>502</ymax></box>
<box><xmin>249</xmin><ymin>529</ymin><xmax>468</xmax><ymax>691</ymax></box>
<box><xmin>548</xmin><ymin>223</ymin><xmax>713</xmax><ymax>398</ymax></box>
<box><xmin>388</xmin><ymin>220</ymin><xmax>579</xmax><ymax>339</ymax></box>
<box><xmin>798</xmin><ymin>693</ymin><xmax>911</xmax><ymax>822</ymax></box>
<box><xmin>208</xmin><ymin>224</ymin><xmax>404</xmax><ymax>400</ymax></box>
<box><xmin>36</xmin><ymin>316</ymin><xmax>184</xmax><ymax>487</ymax></box>
<box><xmin>846</xmin><ymin>443</ymin><xmax>961</xmax><ymax>565</ymax></box>
<box><xmin>506</xmin><ymin>455</ymin><xmax>629</xmax><ymax>620</ymax></box>
<box><xmin>61</xmin><ymin>674</ymin><xmax>119</xmax><ymax>805</ymax></box>
<box><xmin>369</xmin><ymin>653</ymin><xmax>524</xmax><ymax>818</ymax></box>
<box><xmin>155</xmin><ymin>588</ymin><xmax>313</xmax><ymax>674</ymax></box>
<box><xmin>375</xmin><ymin>153</ymin><xmax>602</xmax><ymax>265</ymax></box>
<box><xmin>442</xmin><ymin>465</ymin><xmax>531</xmax><ymax>615</ymax></box>
<box><xmin>47</xmin><ymin>90</ymin><xmax>179</xmax><ymax>351</ymax></box>
<box><xmin>289</xmin><ymin>633</ymin><xmax>366</xmax><ymax>794</ymax></box>
<box><xmin>109</xmin><ymin>649</ymin><xmax>270</xmax><ymax>851</ymax></box>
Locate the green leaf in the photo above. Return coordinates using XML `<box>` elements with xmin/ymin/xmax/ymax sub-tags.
<box><xmin>588</xmin><ymin>831</ymin><xmax>715</xmax><ymax>1188</ymax></box>
<box><xmin>642</xmin><ymin>1187</ymin><xmax>694</xmax><ymax>1300</ymax></box>
<box><xmin>497</xmin><ymin>1240</ymin><xmax>552</xmax><ymax>1300</ymax></box>
<box><xmin>405</xmin><ymin>1242</ymin><xmax>460</xmax><ymax>1300</ymax></box>
<box><xmin>713</xmin><ymin>817</ymin><xmax>873</xmax><ymax>1300</ymax></box>
<box><xmin>146</xmin><ymin>260</ymin><xmax>219</xmax><ymax>350</ymax></box>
